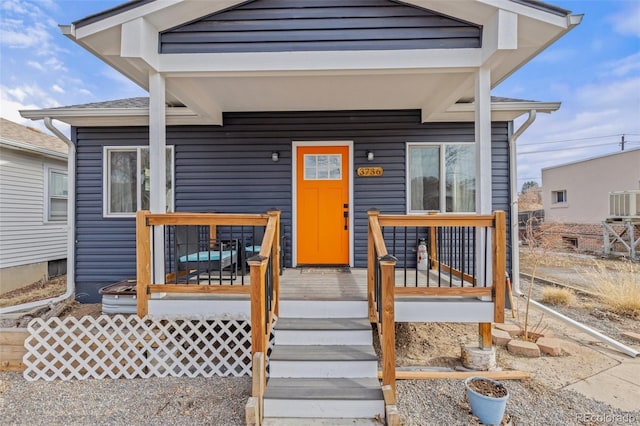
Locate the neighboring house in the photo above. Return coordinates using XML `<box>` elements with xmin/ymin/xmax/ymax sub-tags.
<box><xmin>20</xmin><ymin>0</ymin><xmax>580</xmax><ymax>303</ymax></box>
<box><xmin>542</xmin><ymin>148</ymin><xmax>640</xmax><ymax>253</ymax></box>
<box><xmin>0</xmin><ymin>119</ymin><xmax>68</xmax><ymax>294</ymax></box>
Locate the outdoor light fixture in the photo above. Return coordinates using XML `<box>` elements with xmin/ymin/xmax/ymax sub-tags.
<box><xmin>271</xmin><ymin>151</ymin><xmax>280</xmax><ymax>162</ymax></box>
<box><xmin>367</xmin><ymin>151</ymin><xmax>374</xmax><ymax>161</ymax></box>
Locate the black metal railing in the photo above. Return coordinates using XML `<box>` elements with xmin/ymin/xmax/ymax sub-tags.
<box><xmin>380</xmin><ymin>225</ymin><xmax>489</xmax><ymax>288</ymax></box>
<box><xmin>161</xmin><ymin>224</ymin><xmax>265</xmax><ymax>285</ymax></box>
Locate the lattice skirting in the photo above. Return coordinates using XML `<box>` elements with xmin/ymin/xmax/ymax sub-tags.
<box><xmin>23</xmin><ymin>314</ymin><xmax>274</xmax><ymax>381</ymax></box>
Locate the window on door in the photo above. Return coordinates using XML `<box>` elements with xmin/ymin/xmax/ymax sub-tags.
<box><xmin>304</xmin><ymin>154</ymin><xmax>342</xmax><ymax>180</ymax></box>
<box><xmin>407</xmin><ymin>143</ymin><xmax>476</xmax><ymax>213</ymax></box>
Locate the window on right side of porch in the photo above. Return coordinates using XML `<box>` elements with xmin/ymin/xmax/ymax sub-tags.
<box><xmin>407</xmin><ymin>143</ymin><xmax>476</xmax><ymax>213</ymax></box>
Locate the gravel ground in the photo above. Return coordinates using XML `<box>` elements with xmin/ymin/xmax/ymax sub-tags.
<box><xmin>397</xmin><ymin>378</ymin><xmax>640</xmax><ymax>425</ymax></box>
<box><xmin>0</xmin><ymin>373</ymin><xmax>250</xmax><ymax>426</ymax></box>
<box><xmin>3</xmin><ymin>372</ymin><xmax>638</xmax><ymax>425</ymax></box>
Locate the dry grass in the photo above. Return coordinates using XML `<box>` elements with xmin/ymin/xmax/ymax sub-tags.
<box><xmin>540</xmin><ymin>287</ymin><xmax>575</xmax><ymax>306</ymax></box>
<box><xmin>584</xmin><ymin>261</ymin><xmax>640</xmax><ymax>318</ymax></box>
<box><xmin>0</xmin><ymin>276</ymin><xmax>67</xmax><ymax>308</ymax></box>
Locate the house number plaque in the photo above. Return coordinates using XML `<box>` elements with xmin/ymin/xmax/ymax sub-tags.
<box><xmin>357</xmin><ymin>167</ymin><xmax>383</xmax><ymax>177</ymax></box>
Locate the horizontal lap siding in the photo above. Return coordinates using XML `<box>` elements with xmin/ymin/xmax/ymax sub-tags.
<box><xmin>74</xmin><ymin>128</ymin><xmax>148</xmax><ymax>302</ymax></box>
<box><xmin>74</xmin><ymin>111</ymin><xmax>511</xmax><ymax>302</ymax></box>
<box><xmin>160</xmin><ymin>0</ymin><xmax>481</xmax><ymax>53</ymax></box>
<box><xmin>491</xmin><ymin>123</ymin><xmax>512</xmax><ymax>273</ymax></box>
<box><xmin>0</xmin><ymin>148</ymin><xmax>67</xmax><ymax>268</ymax></box>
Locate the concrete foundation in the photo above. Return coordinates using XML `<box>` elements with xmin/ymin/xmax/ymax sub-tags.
<box><xmin>0</xmin><ymin>262</ymin><xmax>48</xmax><ymax>294</ymax></box>
<box><xmin>461</xmin><ymin>345</ymin><xmax>496</xmax><ymax>371</ymax></box>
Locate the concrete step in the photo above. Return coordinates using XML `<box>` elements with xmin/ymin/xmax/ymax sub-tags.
<box><xmin>263</xmin><ymin>377</ymin><xmax>384</xmax><ymax>419</ymax></box>
<box><xmin>278</xmin><ymin>300</ymin><xmax>368</xmax><ymax>318</ymax></box>
<box><xmin>269</xmin><ymin>345</ymin><xmax>378</xmax><ymax>378</ymax></box>
<box><xmin>275</xmin><ymin>317</ymin><xmax>372</xmax><ymax>345</ymax></box>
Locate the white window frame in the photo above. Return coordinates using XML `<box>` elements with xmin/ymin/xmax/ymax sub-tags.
<box><xmin>103</xmin><ymin>146</ymin><xmax>174</xmax><ymax>218</ymax></box>
<box><xmin>406</xmin><ymin>142</ymin><xmax>476</xmax><ymax>214</ymax></box>
<box><xmin>551</xmin><ymin>189</ymin><xmax>568</xmax><ymax>206</ymax></box>
<box><xmin>45</xmin><ymin>166</ymin><xmax>68</xmax><ymax>223</ymax></box>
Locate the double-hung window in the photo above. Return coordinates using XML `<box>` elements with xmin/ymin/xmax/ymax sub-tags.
<box><xmin>47</xmin><ymin>168</ymin><xmax>68</xmax><ymax>221</ymax></box>
<box><xmin>104</xmin><ymin>146</ymin><xmax>174</xmax><ymax>217</ymax></box>
<box><xmin>407</xmin><ymin>143</ymin><xmax>476</xmax><ymax>213</ymax></box>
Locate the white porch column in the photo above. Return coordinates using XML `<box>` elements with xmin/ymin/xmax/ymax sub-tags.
<box><xmin>475</xmin><ymin>65</ymin><xmax>492</xmax><ymax>214</ymax></box>
<box><xmin>149</xmin><ymin>71</ymin><xmax>167</xmax><ymax>284</ymax></box>
<box><xmin>475</xmin><ymin>65</ymin><xmax>493</xmax><ymax>292</ymax></box>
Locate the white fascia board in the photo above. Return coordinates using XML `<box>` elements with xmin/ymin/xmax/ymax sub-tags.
<box><xmin>19</xmin><ymin>107</ymin><xmax>218</xmax><ymax>127</ymax></box>
<box><xmin>406</xmin><ymin>0</ymin><xmax>495</xmax><ymax>25</ymax></box>
<box><xmin>479</xmin><ymin>0</ymin><xmax>570</xmax><ymax>27</ymax></box>
<box><xmin>19</xmin><ymin>101</ymin><xmax>557</xmax><ymax>127</ymax></box>
<box><xmin>74</xmin><ymin>0</ymin><xmax>182</xmax><ymax>39</ymax></box>
<box><xmin>73</xmin><ymin>0</ymin><xmax>246</xmax><ymax>39</ymax></box>
<box><xmin>448</xmin><ymin>101</ymin><xmax>561</xmax><ymax>114</ymax></box>
<box><xmin>158</xmin><ymin>49</ymin><xmax>482</xmax><ymax>74</ymax></box>
<box><xmin>0</xmin><ymin>138</ymin><xmax>67</xmax><ymax>160</ymax></box>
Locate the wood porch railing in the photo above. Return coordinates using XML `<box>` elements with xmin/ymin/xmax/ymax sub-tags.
<box><xmin>367</xmin><ymin>209</ymin><xmax>506</xmax><ymax>397</ymax></box>
<box><xmin>136</xmin><ymin>209</ymin><xmax>281</xmax><ymax>413</ymax></box>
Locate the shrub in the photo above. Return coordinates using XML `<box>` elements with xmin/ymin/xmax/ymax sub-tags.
<box><xmin>587</xmin><ymin>261</ymin><xmax>640</xmax><ymax>318</ymax></box>
<box><xmin>540</xmin><ymin>287</ymin><xmax>575</xmax><ymax>306</ymax></box>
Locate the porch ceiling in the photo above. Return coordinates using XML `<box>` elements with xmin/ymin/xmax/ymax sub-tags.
<box><xmin>165</xmin><ymin>71</ymin><xmax>473</xmax><ymax>116</ymax></box>
<box><xmin>49</xmin><ymin>0</ymin><xmax>579</xmax><ymax>125</ymax></box>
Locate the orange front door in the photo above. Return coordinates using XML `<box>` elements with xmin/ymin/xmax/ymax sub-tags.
<box><xmin>296</xmin><ymin>145</ymin><xmax>349</xmax><ymax>265</ymax></box>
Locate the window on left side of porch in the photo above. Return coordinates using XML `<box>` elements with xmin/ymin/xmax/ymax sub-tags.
<box><xmin>104</xmin><ymin>146</ymin><xmax>174</xmax><ymax>217</ymax></box>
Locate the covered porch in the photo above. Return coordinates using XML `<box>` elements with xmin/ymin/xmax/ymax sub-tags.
<box><xmin>134</xmin><ymin>209</ymin><xmax>506</xmax><ymax>412</ymax></box>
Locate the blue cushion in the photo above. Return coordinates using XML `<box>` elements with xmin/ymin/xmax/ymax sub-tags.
<box><xmin>179</xmin><ymin>250</ymin><xmax>236</xmax><ymax>263</ymax></box>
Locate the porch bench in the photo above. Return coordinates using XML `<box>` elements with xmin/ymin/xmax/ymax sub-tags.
<box><xmin>178</xmin><ymin>239</ymin><xmax>239</xmax><ymax>283</ymax></box>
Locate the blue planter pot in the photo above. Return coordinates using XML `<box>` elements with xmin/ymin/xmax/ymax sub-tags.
<box><xmin>465</xmin><ymin>376</ymin><xmax>509</xmax><ymax>425</ymax></box>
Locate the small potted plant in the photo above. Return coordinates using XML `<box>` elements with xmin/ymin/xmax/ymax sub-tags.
<box><xmin>464</xmin><ymin>376</ymin><xmax>509</xmax><ymax>425</ymax></box>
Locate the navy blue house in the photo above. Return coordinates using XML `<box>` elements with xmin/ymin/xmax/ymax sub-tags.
<box><xmin>22</xmin><ymin>0</ymin><xmax>581</xmax><ymax>302</ymax></box>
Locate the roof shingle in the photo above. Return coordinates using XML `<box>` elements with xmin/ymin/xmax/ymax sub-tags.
<box><xmin>0</xmin><ymin>118</ymin><xmax>68</xmax><ymax>154</ymax></box>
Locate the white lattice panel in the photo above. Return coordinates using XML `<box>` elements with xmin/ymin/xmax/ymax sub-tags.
<box><xmin>23</xmin><ymin>314</ymin><xmax>270</xmax><ymax>381</ymax></box>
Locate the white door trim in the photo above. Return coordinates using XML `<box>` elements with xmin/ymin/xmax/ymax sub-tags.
<box><xmin>291</xmin><ymin>141</ymin><xmax>354</xmax><ymax>267</ymax></box>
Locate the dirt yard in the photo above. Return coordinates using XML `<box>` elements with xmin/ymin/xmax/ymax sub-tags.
<box><xmin>394</xmin><ymin>251</ymin><xmax>640</xmax><ymax>409</ymax></box>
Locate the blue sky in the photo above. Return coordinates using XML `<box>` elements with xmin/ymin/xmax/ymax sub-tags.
<box><xmin>1</xmin><ymin>0</ymin><xmax>639</xmax><ymax>190</ymax></box>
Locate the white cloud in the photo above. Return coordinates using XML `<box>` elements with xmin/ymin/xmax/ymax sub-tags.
<box><xmin>0</xmin><ymin>0</ymin><xmax>61</xmax><ymax>56</ymax></box>
<box><xmin>2</xmin><ymin>84</ymin><xmax>61</xmax><ymax>110</ymax></box>
<box><xmin>1</xmin><ymin>0</ymin><xmax>30</xmax><ymax>16</ymax></box>
<box><xmin>27</xmin><ymin>60</ymin><xmax>45</xmax><ymax>71</ymax></box>
<box><xmin>52</xmin><ymin>84</ymin><xmax>64</xmax><ymax>94</ymax></box>
<box><xmin>0</xmin><ymin>85</ymin><xmax>68</xmax><ymax>137</ymax></box>
<box><xmin>0</xmin><ymin>20</ymin><xmax>51</xmax><ymax>50</ymax></box>
<box><xmin>608</xmin><ymin>2</ymin><xmax>640</xmax><ymax>38</ymax></box>
<box><xmin>44</xmin><ymin>57</ymin><xmax>67</xmax><ymax>72</ymax></box>
<box><xmin>600</xmin><ymin>52</ymin><xmax>640</xmax><ymax>78</ymax></box>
